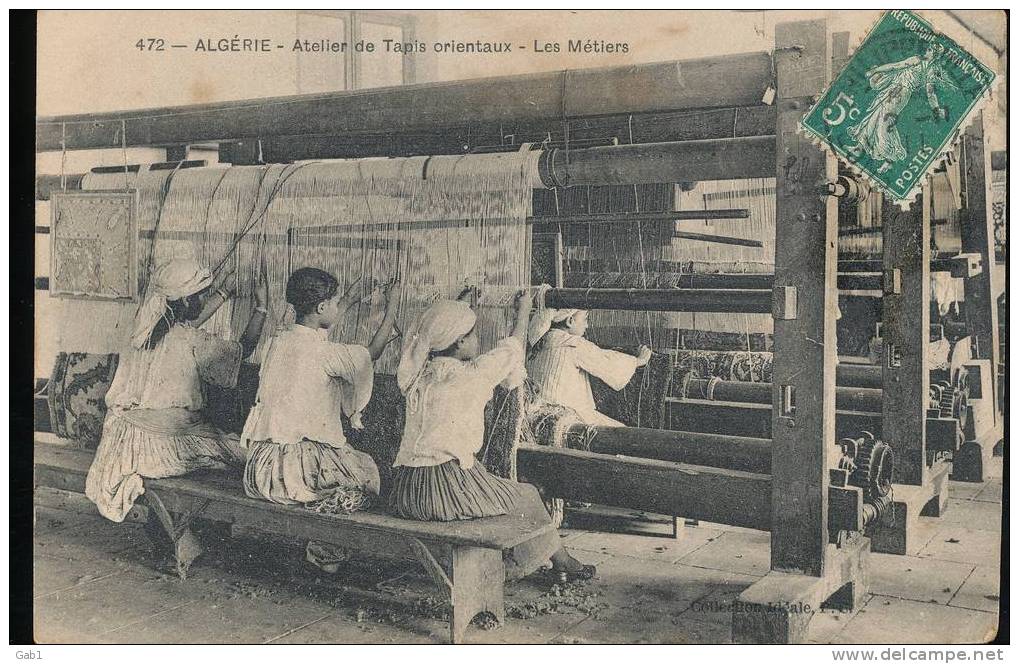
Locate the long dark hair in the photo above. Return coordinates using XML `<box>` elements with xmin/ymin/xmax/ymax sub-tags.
<box><xmin>145</xmin><ymin>292</ymin><xmax>204</xmax><ymax>349</ymax></box>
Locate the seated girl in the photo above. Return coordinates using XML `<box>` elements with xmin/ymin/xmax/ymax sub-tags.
<box><xmin>86</xmin><ymin>257</ymin><xmax>267</xmax><ymax>522</ymax></box>
<box><xmin>391</xmin><ymin>291</ymin><xmax>595</xmax><ymax>583</ymax></box>
<box><xmin>240</xmin><ymin>268</ymin><xmax>399</xmax><ymax>570</ymax></box>
<box><xmin>526</xmin><ymin>307</ymin><xmax>652</xmax><ymax>427</ymax></box>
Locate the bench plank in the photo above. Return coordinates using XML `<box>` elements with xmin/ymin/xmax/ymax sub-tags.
<box><xmin>34</xmin><ymin>443</ymin><xmax>554</xmax><ymax>551</ymax></box>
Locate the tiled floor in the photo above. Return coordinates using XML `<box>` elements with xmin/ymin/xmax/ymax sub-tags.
<box><xmin>32</xmin><ymin>453</ymin><xmax>1003</xmax><ymax>644</ymax></box>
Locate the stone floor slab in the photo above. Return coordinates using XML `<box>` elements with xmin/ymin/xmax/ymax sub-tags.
<box><xmin>949</xmin><ymin>566</ymin><xmax>1001</xmax><ymax>614</ymax></box>
<box><xmin>673</xmin><ymin>529</ymin><xmax>771</xmax><ymax>577</ymax></box>
<box><xmin>946</xmin><ymin>480</ymin><xmax>987</xmax><ymax>501</ymax></box>
<box><xmin>868</xmin><ymin>554</ymin><xmax>974</xmax><ymax>605</ymax></box>
<box><xmin>936</xmin><ymin>499</ymin><xmax>1003</xmax><ymax>532</ymax></box>
<box><xmin>833</xmin><ymin>597</ymin><xmax>999</xmax><ymax>644</ymax></box>
<box><xmin>918</xmin><ymin>527</ymin><xmax>1001</xmax><ymax>568</ymax></box>
<box><xmin>567</xmin><ymin>523</ymin><xmax>723</xmax><ymax>563</ymax></box>
<box><xmin>973</xmin><ymin>480</ymin><xmax>1003</xmax><ymax>504</ymax></box>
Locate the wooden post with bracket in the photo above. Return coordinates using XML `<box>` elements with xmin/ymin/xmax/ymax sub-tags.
<box><xmin>953</xmin><ymin>111</ymin><xmax>1003</xmax><ymax>482</ymax></box>
<box><xmin>869</xmin><ymin>181</ymin><xmax>952</xmax><ymax>556</ymax></box>
<box><xmin>732</xmin><ymin>19</ymin><xmax>870</xmax><ymax>645</ymax></box>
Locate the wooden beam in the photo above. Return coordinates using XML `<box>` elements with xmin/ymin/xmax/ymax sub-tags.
<box><xmin>37</xmin><ymin>53</ymin><xmax>775</xmax><ymax>152</ymax></box>
<box><xmin>572</xmin><ymin>425</ymin><xmax>772</xmax><ymax>474</ymax></box>
<box><xmin>881</xmin><ymin>185</ymin><xmax>931</xmax><ymax>486</ymax></box>
<box><xmin>666</xmin><ymin>399</ymin><xmax>881</xmax><ymax>440</ymax></box>
<box><xmin>768</xmin><ymin>19</ymin><xmax>838</xmax><ymax>577</ymax></box>
<box><xmin>242</xmin><ymin>105</ymin><xmax>779</xmax><ymax>163</ymax></box>
<box><xmin>672</xmin><ymin>231</ymin><xmax>763</xmax><ymax>248</ymax></box>
<box><xmin>543</xmin><ymin>287</ymin><xmax>772</xmax><ymax>313</ymax></box>
<box><xmin>839</xmin><ymin>254</ymin><xmax>983</xmax><ymax>278</ymax></box>
<box><xmin>516</xmin><ymin>446</ymin><xmax>773</xmax><ymax>531</ymax></box>
<box><xmin>960</xmin><ymin>113</ymin><xmax>1001</xmax><ymax>420</ymax></box>
<box><xmin>681</xmin><ymin>378</ymin><xmax>883</xmax><ymax>412</ymax></box>
<box><xmin>542</xmin><ymin>136</ymin><xmax>775</xmax><ymax>186</ymax></box>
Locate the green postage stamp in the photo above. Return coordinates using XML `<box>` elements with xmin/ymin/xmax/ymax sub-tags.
<box><xmin>801</xmin><ymin>10</ymin><xmax>996</xmax><ymax>205</ymax></box>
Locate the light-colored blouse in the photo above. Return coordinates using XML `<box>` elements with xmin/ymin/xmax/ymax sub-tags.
<box><xmin>394</xmin><ymin>337</ymin><xmax>525</xmax><ymax>469</ymax></box>
<box><xmin>527</xmin><ymin>329</ymin><xmax>639</xmax><ymax>427</ymax></box>
<box><xmin>105</xmin><ymin>324</ymin><xmax>242</xmax><ymax>412</ymax></box>
<box><xmin>241</xmin><ymin>324</ymin><xmax>374</xmax><ymax>449</ymax></box>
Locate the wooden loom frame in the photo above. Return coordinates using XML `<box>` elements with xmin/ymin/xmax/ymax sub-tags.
<box><xmin>33</xmin><ymin>17</ymin><xmax>1005</xmax><ymax>645</ymax></box>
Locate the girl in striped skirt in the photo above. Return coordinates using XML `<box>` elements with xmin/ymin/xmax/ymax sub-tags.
<box><xmin>390</xmin><ymin>291</ymin><xmax>594</xmax><ymax>582</ymax></box>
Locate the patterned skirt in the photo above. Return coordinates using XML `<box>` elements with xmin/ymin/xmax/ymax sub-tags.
<box><xmin>85</xmin><ymin>408</ymin><xmax>244</xmax><ymax>523</ymax></box>
<box><xmin>243</xmin><ymin>439</ymin><xmax>381</xmax><ymax>505</ymax></box>
<box><xmin>244</xmin><ymin>439</ymin><xmax>382</xmax><ymax>570</ymax></box>
<box><xmin>390</xmin><ymin>459</ymin><xmax>560</xmax><ymax>580</ymax></box>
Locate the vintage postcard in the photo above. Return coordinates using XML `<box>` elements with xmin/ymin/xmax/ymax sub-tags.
<box><xmin>23</xmin><ymin>9</ymin><xmax>1006</xmax><ymax>650</ymax></box>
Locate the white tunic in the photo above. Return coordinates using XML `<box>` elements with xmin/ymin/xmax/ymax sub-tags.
<box><xmin>241</xmin><ymin>324</ymin><xmax>374</xmax><ymax>449</ymax></box>
<box><xmin>105</xmin><ymin>324</ymin><xmax>241</xmax><ymax>411</ymax></box>
<box><xmin>395</xmin><ymin>337</ymin><xmax>525</xmax><ymax>469</ymax></box>
<box><xmin>527</xmin><ymin>329</ymin><xmax>639</xmax><ymax>427</ymax></box>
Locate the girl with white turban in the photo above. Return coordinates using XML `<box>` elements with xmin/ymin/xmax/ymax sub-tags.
<box><xmin>526</xmin><ymin>306</ymin><xmax>652</xmax><ymax>427</ymax></box>
<box><xmin>391</xmin><ymin>290</ymin><xmax>595</xmax><ymax>582</ymax></box>
<box><xmin>85</xmin><ymin>258</ymin><xmax>268</xmax><ymax>522</ymax></box>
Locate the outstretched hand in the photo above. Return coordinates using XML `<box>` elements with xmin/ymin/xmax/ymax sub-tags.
<box><xmin>212</xmin><ymin>260</ymin><xmax>237</xmax><ymax>295</ymax></box>
<box><xmin>384</xmin><ymin>280</ymin><xmax>402</xmax><ymax>314</ymax></box>
<box><xmin>349</xmin><ymin>412</ymin><xmax>365</xmax><ymax>431</ymax></box>
<box><xmin>254</xmin><ymin>254</ymin><xmax>269</xmax><ymax>307</ymax></box>
<box><xmin>457</xmin><ymin>285</ymin><xmax>480</xmax><ymax>307</ymax></box>
<box><xmin>636</xmin><ymin>344</ymin><xmax>653</xmax><ymax>366</ymax></box>
<box><xmin>341</xmin><ymin>276</ymin><xmax>364</xmax><ymax>303</ymax></box>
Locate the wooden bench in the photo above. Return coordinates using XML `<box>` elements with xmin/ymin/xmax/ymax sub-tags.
<box><xmin>34</xmin><ymin>443</ymin><xmax>555</xmax><ymax>644</ymax></box>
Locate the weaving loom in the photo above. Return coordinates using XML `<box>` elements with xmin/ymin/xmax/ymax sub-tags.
<box><xmin>72</xmin><ymin>150</ymin><xmax>541</xmax><ymax>370</ymax></box>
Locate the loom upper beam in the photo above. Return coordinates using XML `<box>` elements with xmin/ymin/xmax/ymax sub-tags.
<box><xmin>38</xmin><ymin>135</ymin><xmax>779</xmax><ymax>200</ymax></box>
<box><xmin>537</xmin><ymin>136</ymin><xmax>776</xmax><ymax>187</ymax></box>
<box><xmin>230</xmin><ymin>105</ymin><xmax>778</xmax><ymax>163</ymax></box>
<box><xmin>543</xmin><ymin>287</ymin><xmax>772</xmax><ymax>313</ymax></box>
<box><xmin>36</xmin><ymin>53</ymin><xmax>775</xmax><ymax>152</ymax></box>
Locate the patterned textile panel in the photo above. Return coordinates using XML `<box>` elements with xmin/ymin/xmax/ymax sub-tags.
<box><xmin>205</xmin><ymin>362</ymin><xmax>261</xmax><ymax>435</ymax></box>
<box><xmin>46</xmin><ymin>352</ymin><xmax>120</xmax><ymax>447</ymax></box>
<box><xmin>670</xmin><ymin>350</ymin><xmax>774</xmax><ymax>386</ymax></box>
<box><xmin>590</xmin><ymin>351</ymin><xmax>673</xmax><ymax>429</ymax></box>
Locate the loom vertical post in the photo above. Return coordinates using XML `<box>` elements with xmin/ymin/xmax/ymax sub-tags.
<box><xmin>733</xmin><ymin>20</ymin><xmax>869</xmax><ymax>645</ymax></box>
<box><xmin>869</xmin><ymin>180</ymin><xmax>952</xmax><ymax>555</ymax></box>
<box><xmin>953</xmin><ymin>112</ymin><xmax>1004</xmax><ymax>482</ymax></box>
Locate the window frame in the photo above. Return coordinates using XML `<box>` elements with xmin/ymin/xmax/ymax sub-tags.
<box><xmin>295</xmin><ymin>10</ymin><xmax>416</xmax><ymax>92</ymax></box>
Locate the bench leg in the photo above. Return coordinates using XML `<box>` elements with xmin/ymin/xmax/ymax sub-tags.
<box><xmin>144</xmin><ymin>490</ymin><xmax>209</xmax><ymax>581</ymax></box>
<box><xmin>409</xmin><ymin>540</ymin><xmax>506</xmax><ymax>644</ymax></box>
<box><xmin>449</xmin><ymin>547</ymin><xmax>505</xmax><ymax>644</ymax></box>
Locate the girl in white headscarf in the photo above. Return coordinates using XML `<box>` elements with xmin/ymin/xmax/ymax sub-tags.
<box><xmin>85</xmin><ymin>258</ymin><xmax>268</xmax><ymax>522</ymax></box>
<box><xmin>392</xmin><ymin>290</ymin><xmax>595</xmax><ymax>583</ymax></box>
<box><xmin>526</xmin><ymin>306</ymin><xmax>652</xmax><ymax>427</ymax></box>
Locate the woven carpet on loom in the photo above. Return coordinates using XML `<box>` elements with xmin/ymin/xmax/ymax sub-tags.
<box><xmin>46</xmin><ymin>352</ymin><xmax>120</xmax><ymax>448</ymax></box>
<box><xmin>590</xmin><ymin>350</ymin><xmax>673</xmax><ymax>429</ymax></box>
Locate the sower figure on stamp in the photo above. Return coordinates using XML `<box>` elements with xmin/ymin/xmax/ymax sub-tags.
<box><xmin>847</xmin><ymin>45</ymin><xmax>955</xmax><ymax>174</ymax></box>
